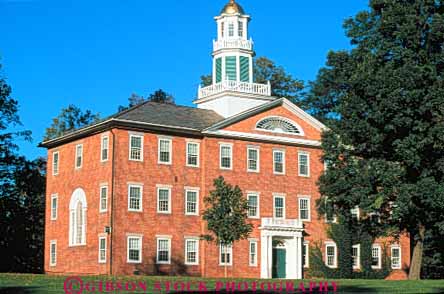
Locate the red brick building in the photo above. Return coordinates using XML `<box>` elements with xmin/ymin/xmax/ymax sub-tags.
<box><xmin>41</xmin><ymin>0</ymin><xmax>410</xmax><ymax>279</ymax></box>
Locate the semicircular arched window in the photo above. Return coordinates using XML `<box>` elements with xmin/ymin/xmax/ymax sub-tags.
<box><xmin>256</xmin><ymin>116</ymin><xmax>304</xmax><ymax>135</ymax></box>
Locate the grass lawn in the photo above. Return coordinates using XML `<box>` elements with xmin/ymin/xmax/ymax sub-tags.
<box><xmin>0</xmin><ymin>274</ymin><xmax>443</xmax><ymax>294</ymax></box>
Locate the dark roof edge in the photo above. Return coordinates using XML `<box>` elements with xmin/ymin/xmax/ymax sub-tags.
<box><xmin>39</xmin><ymin>118</ymin><xmax>202</xmax><ymax>149</ymax></box>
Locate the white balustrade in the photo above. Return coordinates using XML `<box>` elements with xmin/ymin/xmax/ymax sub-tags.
<box><xmin>261</xmin><ymin>218</ymin><xmax>303</xmax><ymax>229</ymax></box>
<box><xmin>198</xmin><ymin>80</ymin><xmax>271</xmax><ymax>99</ymax></box>
<box><xmin>213</xmin><ymin>38</ymin><xmax>253</xmax><ymax>51</ymax></box>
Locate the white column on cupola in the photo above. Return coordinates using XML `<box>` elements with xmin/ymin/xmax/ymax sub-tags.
<box><xmin>195</xmin><ymin>0</ymin><xmax>274</xmax><ymax>118</ymax></box>
<box><xmin>212</xmin><ymin>0</ymin><xmax>254</xmax><ymax>85</ymax></box>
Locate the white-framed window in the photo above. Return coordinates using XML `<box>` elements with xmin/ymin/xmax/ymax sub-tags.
<box><xmin>247</xmin><ymin>147</ymin><xmax>259</xmax><ymax>172</ymax></box>
<box><xmin>185</xmin><ymin>238</ymin><xmax>199</xmax><ymax>265</ymax></box>
<box><xmin>221</xmin><ymin>21</ymin><xmax>225</xmax><ymax>37</ymax></box>
<box><xmin>220</xmin><ymin>144</ymin><xmax>233</xmax><ymax>170</ymax></box>
<box><xmin>273</xmin><ymin>195</ymin><xmax>285</xmax><ymax>219</ymax></box>
<box><xmin>52</xmin><ymin>151</ymin><xmax>59</xmax><ymax>175</ymax></box>
<box><xmin>371</xmin><ymin>244</ymin><xmax>382</xmax><ymax>269</ymax></box>
<box><xmin>352</xmin><ymin>244</ymin><xmax>361</xmax><ymax>269</ymax></box>
<box><xmin>129</xmin><ymin>134</ymin><xmax>143</xmax><ymax>161</ymax></box>
<box><xmin>185</xmin><ymin>188</ymin><xmax>199</xmax><ymax>216</ymax></box>
<box><xmin>127</xmin><ymin>235</ymin><xmax>142</xmax><ymax>263</ymax></box>
<box><xmin>238</xmin><ymin>21</ymin><xmax>244</xmax><ymax>37</ymax></box>
<box><xmin>325</xmin><ymin>242</ymin><xmax>337</xmax><ymax>268</ymax></box>
<box><xmin>273</xmin><ymin>149</ymin><xmax>285</xmax><ymax>175</ymax></box>
<box><xmin>98</xmin><ymin>236</ymin><xmax>107</xmax><ymax>263</ymax></box>
<box><xmin>75</xmin><ymin>144</ymin><xmax>83</xmax><ymax>169</ymax></box>
<box><xmin>325</xmin><ymin>197</ymin><xmax>337</xmax><ymax>223</ymax></box>
<box><xmin>50</xmin><ymin>240</ymin><xmax>57</xmax><ymax>266</ymax></box>
<box><xmin>299</xmin><ymin>197</ymin><xmax>311</xmax><ymax>221</ymax></box>
<box><xmin>351</xmin><ymin>206</ymin><xmax>360</xmax><ymax>220</ymax></box>
<box><xmin>69</xmin><ymin>188</ymin><xmax>87</xmax><ymax>246</ymax></box>
<box><xmin>128</xmin><ymin>184</ymin><xmax>143</xmax><ymax>212</ymax></box>
<box><xmin>158</xmin><ymin>137</ymin><xmax>172</xmax><ymax>164</ymax></box>
<box><xmin>391</xmin><ymin>245</ymin><xmax>401</xmax><ymax>269</ymax></box>
<box><xmin>249</xmin><ymin>240</ymin><xmax>257</xmax><ymax>266</ymax></box>
<box><xmin>101</xmin><ymin>135</ymin><xmax>109</xmax><ymax>162</ymax></box>
<box><xmin>157</xmin><ymin>186</ymin><xmax>171</xmax><ymax>214</ymax></box>
<box><xmin>298</xmin><ymin>151</ymin><xmax>310</xmax><ymax>177</ymax></box>
<box><xmin>100</xmin><ymin>185</ymin><xmax>108</xmax><ymax>213</ymax></box>
<box><xmin>228</xmin><ymin>22</ymin><xmax>234</xmax><ymax>37</ymax></box>
<box><xmin>51</xmin><ymin>194</ymin><xmax>58</xmax><ymax>220</ymax></box>
<box><xmin>303</xmin><ymin>241</ymin><xmax>309</xmax><ymax>268</ymax></box>
<box><xmin>219</xmin><ymin>243</ymin><xmax>232</xmax><ymax>266</ymax></box>
<box><xmin>186</xmin><ymin>141</ymin><xmax>200</xmax><ymax>167</ymax></box>
<box><xmin>156</xmin><ymin>237</ymin><xmax>171</xmax><ymax>264</ymax></box>
<box><xmin>247</xmin><ymin>193</ymin><xmax>259</xmax><ymax>218</ymax></box>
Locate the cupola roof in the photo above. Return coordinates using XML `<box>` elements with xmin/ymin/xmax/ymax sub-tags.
<box><xmin>220</xmin><ymin>0</ymin><xmax>245</xmax><ymax>15</ymax></box>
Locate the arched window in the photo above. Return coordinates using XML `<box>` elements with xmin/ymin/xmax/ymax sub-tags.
<box><xmin>256</xmin><ymin>116</ymin><xmax>304</xmax><ymax>135</ymax></box>
<box><xmin>69</xmin><ymin>188</ymin><xmax>87</xmax><ymax>246</ymax></box>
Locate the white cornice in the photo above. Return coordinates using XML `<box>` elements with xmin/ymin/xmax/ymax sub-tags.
<box><xmin>203</xmin><ymin>130</ymin><xmax>322</xmax><ymax>147</ymax></box>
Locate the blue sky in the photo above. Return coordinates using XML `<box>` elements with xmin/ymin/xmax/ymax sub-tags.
<box><xmin>1</xmin><ymin>0</ymin><xmax>367</xmax><ymax>159</ymax></box>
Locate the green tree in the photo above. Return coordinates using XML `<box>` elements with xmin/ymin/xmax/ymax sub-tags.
<box><xmin>0</xmin><ymin>60</ymin><xmax>46</xmax><ymax>273</ymax></box>
<box><xmin>310</xmin><ymin>0</ymin><xmax>444</xmax><ymax>280</ymax></box>
<box><xmin>202</xmin><ymin>176</ymin><xmax>253</xmax><ymax>277</ymax></box>
<box><xmin>200</xmin><ymin>56</ymin><xmax>304</xmax><ymax>102</ymax></box>
<box><xmin>44</xmin><ymin>105</ymin><xmax>100</xmax><ymax>141</ymax></box>
<box><xmin>147</xmin><ymin>89</ymin><xmax>175</xmax><ymax>104</ymax></box>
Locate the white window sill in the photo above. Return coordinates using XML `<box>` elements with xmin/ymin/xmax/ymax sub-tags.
<box><xmin>185</xmin><ymin>262</ymin><xmax>199</xmax><ymax>266</ymax></box>
<box><xmin>127</xmin><ymin>260</ymin><xmax>142</xmax><ymax>264</ymax></box>
<box><xmin>156</xmin><ymin>261</ymin><xmax>171</xmax><ymax>265</ymax></box>
<box><xmin>69</xmin><ymin>244</ymin><xmax>86</xmax><ymax>248</ymax></box>
<box><xmin>128</xmin><ymin>209</ymin><xmax>143</xmax><ymax>213</ymax></box>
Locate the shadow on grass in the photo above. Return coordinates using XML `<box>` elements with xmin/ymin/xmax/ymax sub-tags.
<box><xmin>0</xmin><ymin>287</ymin><xmax>42</xmax><ymax>294</ymax></box>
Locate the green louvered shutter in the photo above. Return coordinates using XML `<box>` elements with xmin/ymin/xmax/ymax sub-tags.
<box><xmin>215</xmin><ymin>58</ymin><xmax>222</xmax><ymax>83</ymax></box>
<box><xmin>240</xmin><ymin>56</ymin><xmax>250</xmax><ymax>82</ymax></box>
<box><xmin>225</xmin><ymin>56</ymin><xmax>237</xmax><ymax>81</ymax></box>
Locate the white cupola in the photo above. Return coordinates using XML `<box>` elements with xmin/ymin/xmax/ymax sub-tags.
<box><xmin>195</xmin><ymin>0</ymin><xmax>274</xmax><ymax>118</ymax></box>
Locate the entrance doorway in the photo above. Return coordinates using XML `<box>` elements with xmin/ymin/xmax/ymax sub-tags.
<box><xmin>272</xmin><ymin>247</ymin><xmax>286</xmax><ymax>278</ymax></box>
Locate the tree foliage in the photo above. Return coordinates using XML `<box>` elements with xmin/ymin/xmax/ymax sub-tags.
<box><xmin>0</xmin><ymin>61</ymin><xmax>46</xmax><ymax>273</ymax></box>
<box><xmin>200</xmin><ymin>56</ymin><xmax>304</xmax><ymax>102</ymax></box>
<box><xmin>310</xmin><ymin>0</ymin><xmax>444</xmax><ymax>279</ymax></box>
<box><xmin>202</xmin><ymin>176</ymin><xmax>253</xmax><ymax>276</ymax></box>
<box><xmin>44</xmin><ymin>105</ymin><xmax>100</xmax><ymax>141</ymax></box>
<box><xmin>118</xmin><ymin>89</ymin><xmax>175</xmax><ymax>112</ymax></box>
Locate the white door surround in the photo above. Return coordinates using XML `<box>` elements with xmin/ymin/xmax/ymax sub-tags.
<box><xmin>260</xmin><ymin>218</ymin><xmax>304</xmax><ymax>279</ymax></box>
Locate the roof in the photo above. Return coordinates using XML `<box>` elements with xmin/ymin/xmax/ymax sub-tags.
<box><xmin>221</xmin><ymin>0</ymin><xmax>246</xmax><ymax>15</ymax></box>
<box><xmin>113</xmin><ymin>102</ymin><xmax>224</xmax><ymax>131</ymax></box>
<box><xmin>40</xmin><ymin>101</ymin><xmax>224</xmax><ymax>148</ymax></box>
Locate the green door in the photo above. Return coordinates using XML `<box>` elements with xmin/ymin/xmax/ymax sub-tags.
<box><xmin>272</xmin><ymin>248</ymin><xmax>286</xmax><ymax>279</ymax></box>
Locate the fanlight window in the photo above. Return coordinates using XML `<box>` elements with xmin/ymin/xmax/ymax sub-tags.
<box><xmin>256</xmin><ymin>116</ymin><xmax>303</xmax><ymax>135</ymax></box>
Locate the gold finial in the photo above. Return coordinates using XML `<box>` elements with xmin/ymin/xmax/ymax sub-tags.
<box><xmin>221</xmin><ymin>0</ymin><xmax>245</xmax><ymax>15</ymax></box>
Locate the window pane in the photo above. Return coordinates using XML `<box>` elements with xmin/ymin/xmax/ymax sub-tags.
<box><xmin>158</xmin><ymin>239</ymin><xmax>170</xmax><ymax>262</ymax></box>
<box><xmin>372</xmin><ymin>247</ymin><xmax>380</xmax><ymax>267</ymax></box>
<box><xmin>248</xmin><ymin>149</ymin><xmax>258</xmax><ymax>171</ymax></box>
<box><xmin>274</xmin><ymin>151</ymin><xmax>284</xmax><ymax>173</ymax></box>
<box><xmin>159</xmin><ymin>140</ymin><xmax>170</xmax><ymax>163</ymax></box>
<box><xmin>158</xmin><ymin>189</ymin><xmax>170</xmax><ymax>212</ymax></box>
<box><xmin>129</xmin><ymin>186</ymin><xmax>141</xmax><ymax>210</ymax></box>
<box><xmin>186</xmin><ymin>240</ymin><xmax>197</xmax><ymax>264</ymax></box>
<box><xmin>221</xmin><ymin>146</ymin><xmax>231</xmax><ymax>168</ymax></box>
<box><xmin>299</xmin><ymin>199</ymin><xmax>309</xmax><ymax>220</ymax></box>
<box><xmin>187</xmin><ymin>143</ymin><xmax>198</xmax><ymax>166</ymax></box>
<box><xmin>102</xmin><ymin>137</ymin><xmax>109</xmax><ymax>160</ymax></box>
<box><xmin>274</xmin><ymin>197</ymin><xmax>284</xmax><ymax>218</ymax></box>
<box><xmin>128</xmin><ymin>237</ymin><xmax>140</xmax><ymax>262</ymax></box>
<box><xmin>101</xmin><ymin>187</ymin><xmax>107</xmax><ymax>211</ymax></box>
<box><xmin>130</xmin><ymin>136</ymin><xmax>142</xmax><ymax>160</ymax></box>
<box><xmin>248</xmin><ymin>195</ymin><xmax>258</xmax><ymax>217</ymax></box>
<box><xmin>299</xmin><ymin>153</ymin><xmax>309</xmax><ymax>176</ymax></box>
<box><xmin>186</xmin><ymin>191</ymin><xmax>197</xmax><ymax>214</ymax></box>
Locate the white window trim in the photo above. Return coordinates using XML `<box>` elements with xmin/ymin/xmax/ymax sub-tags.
<box><xmin>50</xmin><ymin>194</ymin><xmax>58</xmax><ymax>221</ymax></box>
<box><xmin>249</xmin><ymin>240</ymin><xmax>258</xmax><ymax>267</ymax></box>
<box><xmin>351</xmin><ymin>206</ymin><xmax>360</xmax><ymax>220</ymax></box>
<box><xmin>156</xmin><ymin>237</ymin><xmax>172</xmax><ymax>264</ymax></box>
<box><xmin>158</xmin><ymin>137</ymin><xmax>172</xmax><ymax>165</ymax></box>
<box><xmin>185</xmin><ymin>187</ymin><xmax>199</xmax><ymax>216</ymax></box>
<box><xmin>273</xmin><ymin>194</ymin><xmax>286</xmax><ymax>219</ymax></box>
<box><xmin>219</xmin><ymin>243</ymin><xmax>233</xmax><ymax>266</ymax></box>
<box><xmin>247</xmin><ymin>146</ymin><xmax>260</xmax><ymax>173</ymax></box>
<box><xmin>371</xmin><ymin>244</ymin><xmax>382</xmax><ymax>269</ymax></box>
<box><xmin>325</xmin><ymin>241</ymin><xmax>337</xmax><ymax>268</ymax></box>
<box><xmin>325</xmin><ymin>197</ymin><xmax>338</xmax><ymax>223</ymax></box>
<box><xmin>75</xmin><ymin>144</ymin><xmax>83</xmax><ymax>169</ymax></box>
<box><xmin>303</xmin><ymin>241</ymin><xmax>310</xmax><ymax>268</ymax></box>
<box><xmin>68</xmin><ymin>189</ymin><xmax>87</xmax><ymax>247</ymax></box>
<box><xmin>98</xmin><ymin>236</ymin><xmax>107</xmax><ymax>263</ymax></box>
<box><xmin>219</xmin><ymin>143</ymin><xmax>233</xmax><ymax>170</ymax></box>
<box><xmin>127</xmin><ymin>235</ymin><xmax>142</xmax><ymax>264</ymax></box>
<box><xmin>127</xmin><ymin>184</ymin><xmax>143</xmax><ymax>212</ymax></box>
<box><xmin>352</xmin><ymin>244</ymin><xmax>361</xmax><ymax>270</ymax></box>
<box><xmin>157</xmin><ymin>185</ymin><xmax>172</xmax><ymax>214</ymax></box>
<box><xmin>128</xmin><ymin>134</ymin><xmax>144</xmax><ymax>162</ymax></box>
<box><xmin>186</xmin><ymin>141</ymin><xmax>200</xmax><ymax>168</ymax></box>
<box><xmin>391</xmin><ymin>245</ymin><xmax>402</xmax><ymax>270</ymax></box>
<box><xmin>99</xmin><ymin>185</ymin><xmax>108</xmax><ymax>213</ymax></box>
<box><xmin>49</xmin><ymin>240</ymin><xmax>57</xmax><ymax>266</ymax></box>
<box><xmin>101</xmin><ymin>135</ymin><xmax>109</xmax><ymax>162</ymax></box>
<box><xmin>298</xmin><ymin>151</ymin><xmax>310</xmax><ymax>177</ymax></box>
<box><xmin>247</xmin><ymin>192</ymin><xmax>260</xmax><ymax>219</ymax></box>
<box><xmin>298</xmin><ymin>196</ymin><xmax>311</xmax><ymax>222</ymax></box>
<box><xmin>184</xmin><ymin>238</ymin><xmax>199</xmax><ymax>265</ymax></box>
<box><xmin>273</xmin><ymin>149</ymin><xmax>286</xmax><ymax>175</ymax></box>
<box><xmin>52</xmin><ymin>151</ymin><xmax>59</xmax><ymax>176</ymax></box>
